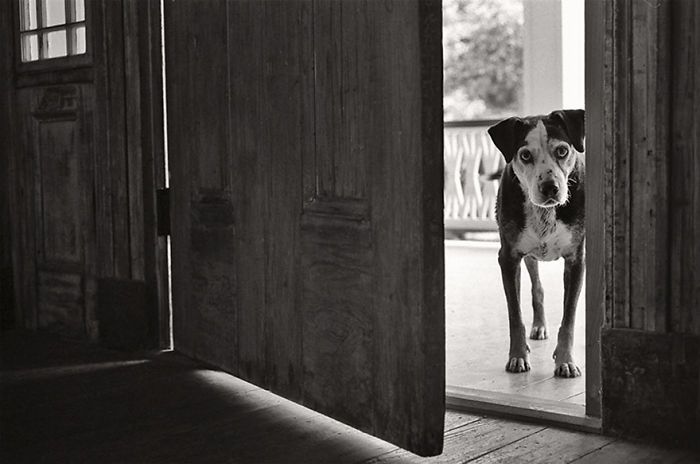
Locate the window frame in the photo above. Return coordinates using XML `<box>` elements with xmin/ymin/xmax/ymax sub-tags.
<box><xmin>14</xmin><ymin>0</ymin><xmax>92</xmax><ymax>72</ymax></box>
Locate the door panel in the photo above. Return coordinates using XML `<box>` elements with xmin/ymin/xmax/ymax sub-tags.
<box><xmin>18</xmin><ymin>84</ymin><xmax>92</xmax><ymax>338</ymax></box>
<box><xmin>166</xmin><ymin>0</ymin><xmax>444</xmax><ymax>455</ymax></box>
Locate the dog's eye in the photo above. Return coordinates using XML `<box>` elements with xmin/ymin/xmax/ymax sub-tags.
<box><xmin>555</xmin><ymin>146</ymin><xmax>569</xmax><ymax>158</ymax></box>
<box><xmin>520</xmin><ymin>150</ymin><xmax>532</xmax><ymax>162</ymax></box>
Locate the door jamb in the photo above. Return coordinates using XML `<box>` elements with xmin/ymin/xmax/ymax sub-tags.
<box><xmin>445</xmin><ymin>0</ymin><xmax>605</xmax><ymax>427</ymax></box>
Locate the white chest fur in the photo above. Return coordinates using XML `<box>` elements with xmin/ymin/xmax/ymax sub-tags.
<box><xmin>515</xmin><ymin>203</ymin><xmax>574</xmax><ymax>261</ymax></box>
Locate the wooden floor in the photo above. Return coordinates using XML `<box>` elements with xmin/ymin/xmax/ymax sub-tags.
<box><xmin>446</xmin><ymin>240</ymin><xmax>585</xmax><ymax>404</ymax></box>
<box><xmin>1</xmin><ymin>330</ymin><xmax>697</xmax><ymax>463</ymax></box>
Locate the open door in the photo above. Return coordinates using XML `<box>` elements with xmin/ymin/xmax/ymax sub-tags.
<box><xmin>165</xmin><ymin>0</ymin><xmax>444</xmax><ymax>456</ymax></box>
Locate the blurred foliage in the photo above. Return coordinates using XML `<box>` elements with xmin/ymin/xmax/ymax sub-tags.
<box><xmin>443</xmin><ymin>0</ymin><xmax>523</xmax><ymax>121</ymax></box>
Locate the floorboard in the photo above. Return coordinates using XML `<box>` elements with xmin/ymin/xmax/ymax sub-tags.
<box><xmin>1</xmin><ymin>330</ymin><xmax>697</xmax><ymax>463</ymax></box>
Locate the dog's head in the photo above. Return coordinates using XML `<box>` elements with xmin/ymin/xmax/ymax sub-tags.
<box><xmin>488</xmin><ymin>109</ymin><xmax>584</xmax><ymax>208</ymax></box>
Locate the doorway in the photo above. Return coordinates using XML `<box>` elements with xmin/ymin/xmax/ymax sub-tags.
<box><xmin>443</xmin><ymin>0</ymin><xmax>599</xmax><ymax>428</ymax></box>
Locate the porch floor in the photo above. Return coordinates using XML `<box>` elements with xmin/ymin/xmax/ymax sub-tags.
<box><xmin>446</xmin><ymin>239</ymin><xmax>586</xmax><ymax>405</ymax></box>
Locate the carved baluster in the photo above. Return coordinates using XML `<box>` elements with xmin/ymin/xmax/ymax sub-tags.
<box><xmin>443</xmin><ymin>129</ymin><xmax>464</xmax><ymax>219</ymax></box>
<box><xmin>480</xmin><ymin>131</ymin><xmax>501</xmax><ymax>220</ymax></box>
<box><xmin>460</xmin><ymin>128</ymin><xmax>483</xmax><ymax>219</ymax></box>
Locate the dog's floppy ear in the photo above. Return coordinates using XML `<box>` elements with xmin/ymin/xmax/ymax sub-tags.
<box><xmin>487</xmin><ymin>117</ymin><xmax>527</xmax><ymax>163</ymax></box>
<box><xmin>550</xmin><ymin>109</ymin><xmax>585</xmax><ymax>152</ymax></box>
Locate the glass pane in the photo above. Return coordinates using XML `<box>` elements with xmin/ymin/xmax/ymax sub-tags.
<box><xmin>73</xmin><ymin>25</ymin><xmax>86</xmax><ymax>54</ymax></box>
<box><xmin>19</xmin><ymin>0</ymin><xmax>38</xmax><ymax>31</ymax></box>
<box><xmin>43</xmin><ymin>30</ymin><xmax>68</xmax><ymax>59</ymax></box>
<box><xmin>42</xmin><ymin>0</ymin><xmax>66</xmax><ymax>27</ymax></box>
<box><xmin>21</xmin><ymin>33</ymin><xmax>39</xmax><ymax>62</ymax></box>
<box><xmin>73</xmin><ymin>0</ymin><xmax>85</xmax><ymax>22</ymax></box>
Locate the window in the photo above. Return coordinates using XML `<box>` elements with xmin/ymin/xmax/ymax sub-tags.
<box><xmin>19</xmin><ymin>0</ymin><xmax>86</xmax><ymax>62</ymax></box>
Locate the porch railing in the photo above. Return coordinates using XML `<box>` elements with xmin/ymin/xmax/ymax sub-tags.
<box><xmin>444</xmin><ymin>120</ymin><xmax>504</xmax><ymax>232</ymax></box>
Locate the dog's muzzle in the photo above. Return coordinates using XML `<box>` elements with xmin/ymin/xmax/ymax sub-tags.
<box><xmin>535</xmin><ymin>180</ymin><xmax>564</xmax><ymax>207</ymax></box>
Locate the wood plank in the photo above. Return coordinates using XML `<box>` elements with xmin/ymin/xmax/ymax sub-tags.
<box><xmin>629</xmin><ymin>0</ymin><xmax>671</xmax><ymax>331</ymax></box>
<box><xmin>468</xmin><ymin>427</ymin><xmax>613</xmax><ymax>464</ymax></box>
<box><xmin>574</xmin><ymin>440</ymin><xmax>692</xmax><ymax>464</ymax></box>
<box><xmin>444</xmin><ymin>410</ymin><xmax>482</xmax><ymax>432</ymax></box>
<box><xmin>123</xmin><ymin>0</ymin><xmax>145</xmax><ymax>281</ymax></box>
<box><xmin>612</xmin><ymin>0</ymin><xmax>631</xmax><ymax>329</ymax></box>
<box><xmin>670</xmin><ymin>0</ymin><xmax>700</xmax><ymax>337</ymax></box>
<box><xmin>92</xmin><ymin>0</ymin><xmax>115</xmax><ymax>278</ymax></box>
<box><xmin>225</xmin><ymin>1</ymin><xmax>267</xmax><ymax>385</ymax></box>
<box><xmin>104</xmin><ymin>0</ymin><xmax>130</xmax><ymax>279</ymax></box>
<box><xmin>165</xmin><ymin>0</ymin><xmax>238</xmax><ymax>370</ymax></box>
<box><xmin>362</xmin><ymin>418</ymin><xmax>545</xmax><ymax>464</ymax></box>
<box><xmin>261</xmin><ymin>0</ymin><xmax>310</xmax><ymax>399</ymax></box>
<box><xmin>447</xmin><ymin>386</ymin><xmax>600</xmax><ymax>433</ymax></box>
<box><xmin>370</xmin><ymin>0</ymin><xmax>445</xmax><ymax>455</ymax></box>
<box><xmin>584</xmin><ymin>0</ymin><xmax>608</xmax><ymax>418</ymax></box>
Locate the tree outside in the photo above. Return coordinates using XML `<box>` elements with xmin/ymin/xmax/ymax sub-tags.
<box><xmin>443</xmin><ymin>0</ymin><xmax>524</xmax><ymax>121</ymax></box>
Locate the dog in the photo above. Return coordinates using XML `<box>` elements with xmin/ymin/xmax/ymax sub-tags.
<box><xmin>487</xmin><ymin>109</ymin><xmax>585</xmax><ymax>378</ymax></box>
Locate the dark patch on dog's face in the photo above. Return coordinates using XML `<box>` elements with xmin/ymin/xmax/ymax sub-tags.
<box><xmin>488</xmin><ymin>110</ymin><xmax>585</xmax><ymax>208</ymax></box>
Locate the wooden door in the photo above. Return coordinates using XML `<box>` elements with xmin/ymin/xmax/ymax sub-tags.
<box><xmin>4</xmin><ymin>0</ymin><xmax>168</xmax><ymax>348</ymax></box>
<box><xmin>165</xmin><ymin>0</ymin><xmax>445</xmax><ymax>456</ymax></box>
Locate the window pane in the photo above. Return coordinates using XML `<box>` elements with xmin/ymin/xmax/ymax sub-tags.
<box><xmin>74</xmin><ymin>25</ymin><xmax>86</xmax><ymax>54</ymax></box>
<box><xmin>43</xmin><ymin>30</ymin><xmax>68</xmax><ymax>59</ymax></box>
<box><xmin>19</xmin><ymin>0</ymin><xmax>38</xmax><ymax>31</ymax></box>
<box><xmin>42</xmin><ymin>0</ymin><xmax>66</xmax><ymax>27</ymax></box>
<box><xmin>21</xmin><ymin>33</ymin><xmax>39</xmax><ymax>62</ymax></box>
<box><xmin>73</xmin><ymin>0</ymin><xmax>85</xmax><ymax>22</ymax></box>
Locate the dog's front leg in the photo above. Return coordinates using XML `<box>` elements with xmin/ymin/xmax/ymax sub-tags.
<box><xmin>554</xmin><ymin>247</ymin><xmax>585</xmax><ymax>378</ymax></box>
<box><xmin>499</xmin><ymin>248</ymin><xmax>530</xmax><ymax>372</ymax></box>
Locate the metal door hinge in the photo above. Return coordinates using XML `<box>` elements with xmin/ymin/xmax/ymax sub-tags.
<box><xmin>156</xmin><ymin>188</ymin><xmax>170</xmax><ymax>236</ymax></box>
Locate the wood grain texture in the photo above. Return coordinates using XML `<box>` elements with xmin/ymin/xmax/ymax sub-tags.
<box><xmin>574</xmin><ymin>440</ymin><xmax>692</xmax><ymax>464</ymax></box>
<box><xmin>670</xmin><ymin>0</ymin><xmax>700</xmax><ymax>337</ymax></box>
<box><xmin>3</xmin><ymin>332</ymin><xmax>699</xmax><ymax>463</ymax></box>
<box><xmin>301</xmin><ymin>212</ymin><xmax>374</xmax><ymax>431</ymax></box>
<box><xmin>628</xmin><ymin>0</ymin><xmax>670</xmax><ymax>332</ymax></box>
<box><xmin>369</xmin><ymin>0</ymin><xmax>445</xmax><ymax>455</ymax></box>
<box><xmin>602</xmin><ymin>328</ymin><xmax>700</xmax><ymax>447</ymax></box>
<box><xmin>227</xmin><ymin>0</ymin><xmax>266</xmax><ymax>385</ymax></box>
<box><xmin>124</xmin><ymin>0</ymin><xmax>145</xmax><ymax>281</ymax></box>
<box><xmin>467</xmin><ymin>427</ymin><xmax>614</xmax><ymax>464</ymax></box>
<box><xmin>599</xmin><ymin>0</ymin><xmax>700</xmax><ymax>444</ymax></box>
<box><xmin>611</xmin><ymin>0</ymin><xmax>631</xmax><ymax>330</ymax></box>
<box><xmin>104</xmin><ymin>0</ymin><xmax>130</xmax><ymax>280</ymax></box>
<box><xmin>166</xmin><ymin>0</ymin><xmax>444</xmax><ymax>455</ymax></box>
<box><xmin>584</xmin><ymin>0</ymin><xmax>607</xmax><ymax>417</ymax></box>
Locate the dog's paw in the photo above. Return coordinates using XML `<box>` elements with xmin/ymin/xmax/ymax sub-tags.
<box><xmin>553</xmin><ymin>349</ymin><xmax>581</xmax><ymax>378</ymax></box>
<box><xmin>554</xmin><ymin>361</ymin><xmax>581</xmax><ymax>378</ymax></box>
<box><xmin>505</xmin><ymin>356</ymin><xmax>531</xmax><ymax>373</ymax></box>
<box><xmin>530</xmin><ymin>324</ymin><xmax>548</xmax><ymax>340</ymax></box>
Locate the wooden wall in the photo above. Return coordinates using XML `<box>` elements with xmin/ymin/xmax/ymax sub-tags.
<box><xmin>598</xmin><ymin>0</ymin><xmax>700</xmax><ymax>446</ymax></box>
<box><xmin>5</xmin><ymin>0</ymin><xmax>167</xmax><ymax>348</ymax></box>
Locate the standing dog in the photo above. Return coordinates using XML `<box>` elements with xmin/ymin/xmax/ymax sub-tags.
<box><xmin>487</xmin><ymin>109</ymin><xmax>585</xmax><ymax>378</ymax></box>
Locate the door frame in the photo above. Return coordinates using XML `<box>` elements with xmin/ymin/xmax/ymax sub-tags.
<box><xmin>446</xmin><ymin>0</ymin><xmax>605</xmax><ymax>430</ymax></box>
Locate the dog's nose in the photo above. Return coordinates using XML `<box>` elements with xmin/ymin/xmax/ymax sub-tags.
<box><xmin>539</xmin><ymin>181</ymin><xmax>559</xmax><ymax>198</ymax></box>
